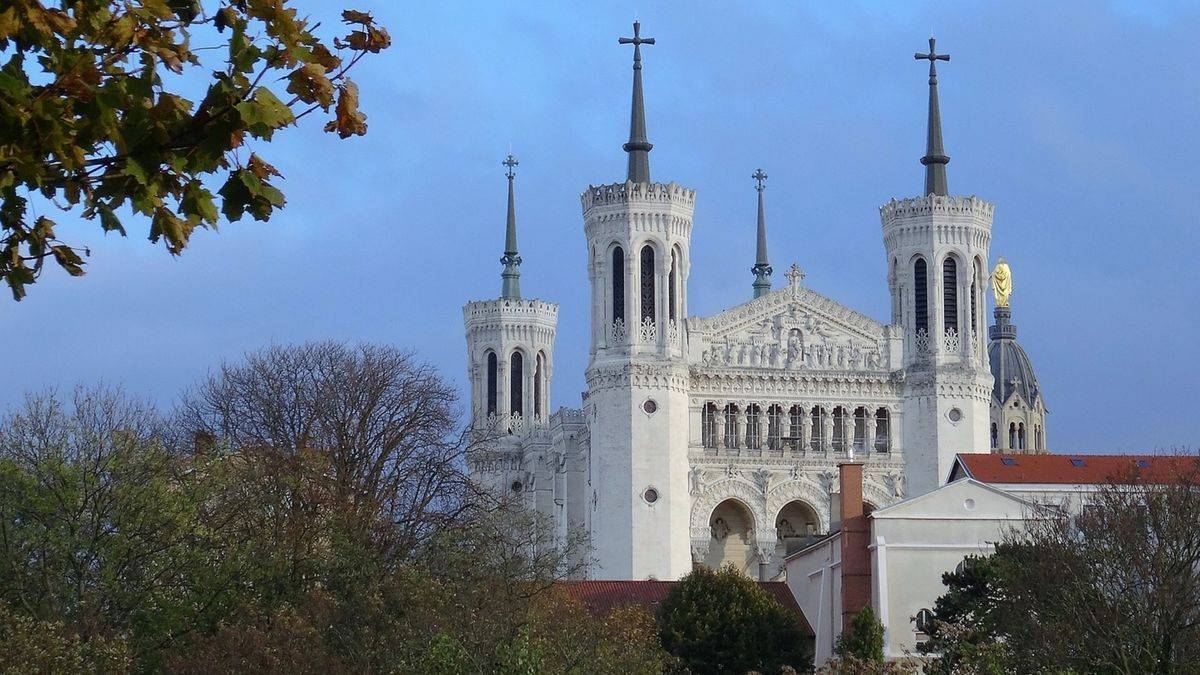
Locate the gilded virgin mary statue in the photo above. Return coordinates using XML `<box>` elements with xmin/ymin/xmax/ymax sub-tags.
<box><xmin>991</xmin><ymin>257</ymin><xmax>1012</xmax><ymax>308</ymax></box>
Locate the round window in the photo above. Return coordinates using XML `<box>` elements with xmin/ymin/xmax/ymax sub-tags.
<box><xmin>511</xmin><ymin>481</ymin><xmax>523</xmax><ymax>493</ymax></box>
<box><xmin>642</xmin><ymin>399</ymin><xmax>658</xmax><ymax>415</ymax></box>
<box><xmin>963</xmin><ymin>498</ymin><xmax>976</xmax><ymax>511</ymax></box>
<box><xmin>643</xmin><ymin>487</ymin><xmax>659</xmax><ymax>504</ymax></box>
<box><xmin>948</xmin><ymin>408</ymin><xmax>963</xmax><ymax>423</ymax></box>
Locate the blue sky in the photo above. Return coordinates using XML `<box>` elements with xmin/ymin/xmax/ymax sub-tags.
<box><xmin>7</xmin><ymin>1</ymin><xmax>1198</xmax><ymax>453</ymax></box>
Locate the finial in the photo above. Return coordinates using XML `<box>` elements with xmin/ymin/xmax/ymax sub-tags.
<box><xmin>500</xmin><ymin>153</ymin><xmax>522</xmax><ymax>300</ymax></box>
<box><xmin>915</xmin><ymin>36</ymin><xmax>951</xmax><ymax>196</ymax></box>
<box><xmin>751</xmin><ymin>169</ymin><xmax>772</xmax><ymax>298</ymax></box>
<box><xmin>785</xmin><ymin>263</ymin><xmax>805</xmax><ymax>298</ymax></box>
<box><xmin>619</xmin><ymin>21</ymin><xmax>655</xmax><ymax>183</ymax></box>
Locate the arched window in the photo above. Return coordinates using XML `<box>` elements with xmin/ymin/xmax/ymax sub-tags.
<box><xmin>702</xmin><ymin>403</ymin><xmax>717</xmax><ymax>448</ymax></box>
<box><xmin>1035</xmin><ymin>425</ymin><xmax>1043</xmax><ymax>451</ymax></box>
<box><xmin>971</xmin><ymin>261</ymin><xmax>980</xmax><ymax>335</ymax></box>
<box><xmin>914</xmin><ymin>258</ymin><xmax>929</xmax><ymax>335</ymax></box>
<box><xmin>611</xmin><ymin>247</ymin><xmax>625</xmax><ymax>324</ymax></box>
<box><xmin>746</xmin><ymin>404</ymin><xmax>762</xmax><ymax>449</ymax></box>
<box><xmin>789</xmin><ymin>405</ymin><xmax>804</xmax><ymax>451</ymax></box>
<box><xmin>669</xmin><ymin>249</ymin><xmax>679</xmax><ymax>322</ymax></box>
<box><xmin>509</xmin><ymin>351</ymin><xmax>524</xmax><ymax>417</ymax></box>
<box><xmin>991</xmin><ymin>422</ymin><xmax>998</xmax><ymax>448</ymax></box>
<box><xmin>853</xmin><ymin>407</ymin><xmax>868</xmax><ymax>453</ymax></box>
<box><xmin>874</xmin><ymin>408</ymin><xmax>890</xmax><ymax>453</ymax></box>
<box><xmin>640</xmin><ymin>245</ymin><xmax>656</xmax><ymax>324</ymax></box>
<box><xmin>767</xmin><ymin>405</ymin><xmax>784</xmax><ymax>450</ymax></box>
<box><xmin>810</xmin><ymin>407</ymin><xmax>825</xmax><ymax>451</ymax></box>
<box><xmin>486</xmin><ymin>351</ymin><xmax>498</xmax><ymax>416</ymax></box>
<box><xmin>1018</xmin><ymin>423</ymin><xmax>1026</xmax><ymax>450</ymax></box>
<box><xmin>832</xmin><ymin>406</ymin><xmax>847</xmax><ymax>452</ymax></box>
<box><xmin>534</xmin><ymin>352</ymin><xmax>545</xmax><ymax>420</ymax></box>
<box><xmin>724</xmin><ymin>404</ymin><xmax>739</xmax><ymax>449</ymax></box>
<box><xmin>1009</xmin><ymin>422</ymin><xmax>1017</xmax><ymax>449</ymax></box>
<box><xmin>943</xmin><ymin>257</ymin><xmax>959</xmax><ymax>335</ymax></box>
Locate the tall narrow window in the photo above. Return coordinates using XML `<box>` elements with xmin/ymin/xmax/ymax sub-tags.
<box><xmin>1009</xmin><ymin>422</ymin><xmax>1017</xmax><ymax>449</ymax></box>
<box><xmin>789</xmin><ymin>405</ymin><xmax>804</xmax><ymax>451</ymax></box>
<box><xmin>702</xmin><ymin>403</ymin><xmax>717</xmax><ymax>448</ymax></box>
<box><xmin>914</xmin><ymin>258</ymin><xmax>929</xmax><ymax>334</ymax></box>
<box><xmin>832</xmin><ymin>407</ymin><xmax>846</xmax><ymax>452</ymax></box>
<box><xmin>943</xmin><ymin>257</ymin><xmax>958</xmax><ymax>335</ymax></box>
<box><xmin>746</xmin><ymin>405</ymin><xmax>761</xmax><ymax>449</ymax></box>
<box><xmin>640</xmin><ymin>245</ymin><xmax>656</xmax><ymax>324</ymax></box>
<box><xmin>1018</xmin><ymin>423</ymin><xmax>1026</xmax><ymax>450</ymax></box>
<box><xmin>669</xmin><ymin>250</ymin><xmax>678</xmax><ymax>322</ymax></box>
<box><xmin>810</xmin><ymin>407</ymin><xmax>825</xmax><ymax>451</ymax></box>
<box><xmin>611</xmin><ymin>247</ymin><xmax>625</xmax><ymax>324</ymax></box>
<box><xmin>853</xmin><ymin>407</ymin><xmax>867</xmax><ymax>453</ymax></box>
<box><xmin>875</xmin><ymin>408</ymin><xmax>890</xmax><ymax>453</ymax></box>
<box><xmin>990</xmin><ymin>422</ymin><xmax>998</xmax><ymax>448</ymax></box>
<box><xmin>724</xmin><ymin>404</ymin><xmax>738</xmax><ymax>449</ymax></box>
<box><xmin>486</xmin><ymin>351</ymin><xmax>498</xmax><ymax>415</ymax></box>
<box><xmin>509</xmin><ymin>351</ymin><xmax>523</xmax><ymax>417</ymax></box>
<box><xmin>534</xmin><ymin>353</ymin><xmax>544</xmax><ymax>420</ymax></box>
<box><xmin>767</xmin><ymin>405</ymin><xmax>783</xmax><ymax>450</ymax></box>
<box><xmin>970</xmin><ymin>264</ymin><xmax>979</xmax><ymax>334</ymax></box>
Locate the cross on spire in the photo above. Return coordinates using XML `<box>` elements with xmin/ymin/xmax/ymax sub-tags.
<box><xmin>751</xmin><ymin>168</ymin><xmax>772</xmax><ymax>298</ymax></box>
<box><xmin>753</xmin><ymin>168</ymin><xmax>768</xmax><ymax>192</ymax></box>
<box><xmin>914</xmin><ymin>37</ymin><xmax>951</xmax><ymax>196</ymax></box>
<box><xmin>500</xmin><ymin>153</ymin><xmax>522</xmax><ymax>300</ymax></box>
<box><xmin>619</xmin><ymin>21</ymin><xmax>655</xmax><ymax>183</ymax></box>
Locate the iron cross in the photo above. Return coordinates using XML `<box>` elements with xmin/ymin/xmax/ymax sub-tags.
<box><xmin>503</xmin><ymin>154</ymin><xmax>518</xmax><ymax>179</ymax></box>
<box><xmin>915</xmin><ymin>37</ymin><xmax>950</xmax><ymax>84</ymax></box>
<box><xmin>752</xmin><ymin>168</ymin><xmax>768</xmax><ymax>192</ymax></box>
<box><xmin>619</xmin><ymin>21</ymin><xmax>655</xmax><ymax>67</ymax></box>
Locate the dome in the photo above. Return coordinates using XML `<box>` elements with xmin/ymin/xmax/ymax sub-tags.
<box><xmin>987</xmin><ymin>307</ymin><xmax>1043</xmax><ymax>408</ymax></box>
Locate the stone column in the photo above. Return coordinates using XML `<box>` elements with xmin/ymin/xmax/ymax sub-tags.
<box><xmin>735</xmin><ymin>405</ymin><xmax>748</xmax><ymax>450</ymax></box>
<box><xmin>755</xmin><ymin>405</ymin><xmax>768</xmax><ymax>450</ymax></box>
<box><xmin>843</xmin><ymin>410</ymin><xmax>854</xmax><ymax>455</ymax></box>
<box><xmin>865</xmin><ymin>410</ymin><xmax>877</xmax><ymax>454</ymax></box>
<box><xmin>798</xmin><ymin>406</ymin><xmax>809</xmax><ymax>453</ymax></box>
<box><xmin>822</xmin><ymin>410</ymin><xmax>834</xmax><ymax>453</ymax></box>
<box><xmin>714</xmin><ymin>405</ymin><xmax>727</xmax><ymax>450</ymax></box>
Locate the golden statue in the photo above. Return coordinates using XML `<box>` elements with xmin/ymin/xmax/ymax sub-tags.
<box><xmin>991</xmin><ymin>257</ymin><xmax>1012</xmax><ymax>308</ymax></box>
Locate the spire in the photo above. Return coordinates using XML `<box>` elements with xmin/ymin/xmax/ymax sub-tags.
<box><xmin>914</xmin><ymin>37</ymin><xmax>951</xmax><ymax>196</ymax></box>
<box><xmin>619</xmin><ymin>21</ymin><xmax>655</xmax><ymax>183</ymax></box>
<box><xmin>500</xmin><ymin>154</ymin><xmax>522</xmax><ymax>300</ymax></box>
<box><xmin>751</xmin><ymin>168</ymin><xmax>772</xmax><ymax>298</ymax></box>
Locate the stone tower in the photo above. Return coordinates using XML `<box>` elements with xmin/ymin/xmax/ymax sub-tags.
<box><xmin>881</xmin><ymin>38</ymin><xmax>993</xmax><ymax>497</ymax></box>
<box><xmin>464</xmin><ymin>154</ymin><xmax>559</xmax><ymax>497</ymax></box>
<box><xmin>583</xmin><ymin>21</ymin><xmax>694</xmax><ymax>579</ymax></box>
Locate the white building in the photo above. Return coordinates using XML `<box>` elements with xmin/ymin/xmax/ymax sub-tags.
<box><xmin>462</xmin><ymin>27</ymin><xmax>1047</xmax><ymax>581</ymax></box>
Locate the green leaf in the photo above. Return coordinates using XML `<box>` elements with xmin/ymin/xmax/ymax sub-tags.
<box><xmin>181</xmin><ymin>182</ymin><xmax>218</xmax><ymax>225</ymax></box>
<box><xmin>236</xmin><ymin>87</ymin><xmax>295</xmax><ymax>139</ymax></box>
<box><xmin>0</xmin><ymin>68</ymin><xmax>23</xmax><ymax>97</ymax></box>
<box><xmin>97</xmin><ymin>206</ymin><xmax>126</xmax><ymax>235</ymax></box>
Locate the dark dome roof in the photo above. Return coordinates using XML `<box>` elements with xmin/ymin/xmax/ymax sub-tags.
<box><xmin>988</xmin><ymin>307</ymin><xmax>1043</xmax><ymax>407</ymax></box>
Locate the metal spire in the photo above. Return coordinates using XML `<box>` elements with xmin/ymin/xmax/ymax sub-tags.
<box><xmin>500</xmin><ymin>154</ymin><xmax>522</xmax><ymax>300</ymax></box>
<box><xmin>751</xmin><ymin>169</ymin><xmax>772</xmax><ymax>298</ymax></box>
<box><xmin>915</xmin><ymin>37</ymin><xmax>951</xmax><ymax>196</ymax></box>
<box><xmin>619</xmin><ymin>21</ymin><xmax>655</xmax><ymax>183</ymax></box>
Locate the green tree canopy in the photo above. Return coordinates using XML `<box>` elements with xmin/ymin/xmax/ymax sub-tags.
<box><xmin>659</xmin><ymin>565</ymin><xmax>812</xmax><ymax>674</ymax></box>
<box><xmin>0</xmin><ymin>1</ymin><xmax>390</xmax><ymax>298</ymax></box>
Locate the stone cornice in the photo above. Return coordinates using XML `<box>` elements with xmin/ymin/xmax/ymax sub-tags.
<box><xmin>586</xmin><ymin>361</ymin><xmax>691</xmax><ymax>394</ymax></box>
<box><xmin>879</xmin><ymin>194</ymin><xmax>995</xmax><ymax>223</ymax></box>
<box><xmin>581</xmin><ymin>181</ymin><xmax>696</xmax><ymax>213</ymax></box>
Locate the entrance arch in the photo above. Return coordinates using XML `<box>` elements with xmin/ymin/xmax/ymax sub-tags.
<box><xmin>704</xmin><ymin>499</ymin><xmax>757</xmax><ymax>574</ymax></box>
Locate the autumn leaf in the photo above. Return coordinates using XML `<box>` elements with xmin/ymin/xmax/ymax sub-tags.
<box><xmin>324</xmin><ymin>80</ymin><xmax>367</xmax><ymax>138</ymax></box>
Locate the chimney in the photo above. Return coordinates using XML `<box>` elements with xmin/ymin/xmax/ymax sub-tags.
<box><xmin>838</xmin><ymin>462</ymin><xmax>872</xmax><ymax>633</ymax></box>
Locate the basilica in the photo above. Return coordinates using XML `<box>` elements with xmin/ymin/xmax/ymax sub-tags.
<box><xmin>462</xmin><ymin>26</ymin><xmax>1048</xmax><ymax>581</ymax></box>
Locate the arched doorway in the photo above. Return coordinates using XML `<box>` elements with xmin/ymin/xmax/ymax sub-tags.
<box><xmin>775</xmin><ymin>500</ymin><xmax>823</xmax><ymax>557</ymax></box>
<box><xmin>704</xmin><ymin>499</ymin><xmax>756</xmax><ymax>574</ymax></box>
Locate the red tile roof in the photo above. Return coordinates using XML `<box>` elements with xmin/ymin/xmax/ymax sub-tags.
<box><xmin>555</xmin><ymin>579</ymin><xmax>813</xmax><ymax>636</ymax></box>
<box><xmin>953</xmin><ymin>453</ymin><xmax>1200</xmax><ymax>485</ymax></box>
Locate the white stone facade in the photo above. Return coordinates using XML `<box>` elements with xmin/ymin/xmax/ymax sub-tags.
<box><xmin>462</xmin><ymin>176</ymin><xmax>1014</xmax><ymax>581</ymax></box>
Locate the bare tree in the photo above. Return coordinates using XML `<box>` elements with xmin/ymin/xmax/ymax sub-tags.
<box><xmin>176</xmin><ymin>341</ymin><xmax>473</xmax><ymax>558</ymax></box>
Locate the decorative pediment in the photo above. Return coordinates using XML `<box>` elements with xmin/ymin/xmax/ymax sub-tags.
<box><xmin>687</xmin><ymin>285</ymin><xmax>894</xmax><ymax>373</ymax></box>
